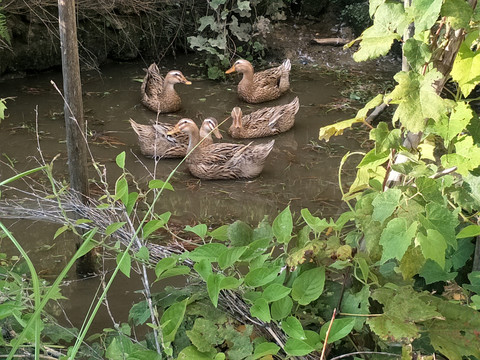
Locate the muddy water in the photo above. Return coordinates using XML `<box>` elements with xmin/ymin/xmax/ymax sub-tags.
<box><xmin>0</xmin><ymin>59</ymin><xmax>364</xmax><ymax>333</ymax></box>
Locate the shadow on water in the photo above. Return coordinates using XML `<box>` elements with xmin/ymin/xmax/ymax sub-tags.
<box><xmin>0</xmin><ymin>58</ymin><xmax>366</xmax><ymax>333</ymax></box>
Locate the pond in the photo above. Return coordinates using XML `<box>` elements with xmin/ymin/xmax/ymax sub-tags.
<box><xmin>0</xmin><ymin>57</ymin><xmax>368</xmax><ymax>334</ymax></box>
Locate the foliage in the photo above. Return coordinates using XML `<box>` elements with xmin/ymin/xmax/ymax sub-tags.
<box><xmin>187</xmin><ymin>0</ymin><xmax>286</xmax><ymax>79</ymax></box>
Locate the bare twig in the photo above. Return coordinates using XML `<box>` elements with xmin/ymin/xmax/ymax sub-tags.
<box><xmin>320</xmin><ymin>308</ymin><xmax>336</xmax><ymax>360</ymax></box>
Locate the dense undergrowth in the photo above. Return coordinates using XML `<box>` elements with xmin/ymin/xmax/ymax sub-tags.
<box><xmin>1</xmin><ymin>0</ymin><xmax>480</xmax><ymax>359</ymax></box>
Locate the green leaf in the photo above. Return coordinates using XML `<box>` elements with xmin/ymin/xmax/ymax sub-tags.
<box><xmin>105</xmin><ymin>222</ymin><xmax>127</xmax><ymax>236</ymax></box>
<box><xmin>115</xmin><ymin>151</ymin><xmax>126</xmax><ymax>169</ymax></box>
<box><xmin>424</xmin><ymin>295</ymin><xmax>480</xmax><ymax>360</ymax></box>
<box><xmin>188</xmin><ymin>243</ymin><xmax>227</xmax><ymax>262</ymax></box>
<box><xmin>284</xmin><ymin>338</ymin><xmax>315</xmax><ymax>356</ymax></box>
<box><xmin>272</xmin><ymin>206</ymin><xmax>293</xmax><ymax>244</ymax></box>
<box><xmin>129</xmin><ymin>301</ymin><xmax>150</xmax><ymax>325</ymax></box>
<box><xmin>417</xmin><ymin>229</ymin><xmax>447</xmax><ymax>268</ymax></box>
<box><xmin>208</xmin><ymin>225</ymin><xmax>229</xmax><ymax>241</ymax></box>
<box><xmin>442</xmin><ymin>135</ymin><xmax>480</xmax><ymax>176</ymax></box>
<box><xmin>262</xmin><ymin>284</ymin><xmax>291</xmax><ymax>303</ymax></box>
<box><xmin>379</xmin><ymin>219</ymin><xmax>418</xmax><ymax>263</ymax></box>
<box><xmin>291</xmin><ymin>267</ymin><xmax>326</xmax><ymax>305</ymax></box>
<box><xmin>271</xmin><ymin>296</ymin><xmax>293</xmax><ymax>321</ymax></box>
<box><xmin>457</xmin><ymin>224</ymin><xmax>480</xmax><ymax>238</ymax></box>
<box><xmin>435</xmin><ymin>101</ymin><xmax>474</xmax><ymax>146</ymax></box>
<box><xmin>301</xmin><ymin>209</ymin><xmax>330</xmax><ymax>234</ymax></box>
<box><xmin>409</xmin><ymin>0</ymin><xmax>443</xmax><ymax>34</ymax></box>
<box><xmin>176</xmin><ymin>346</ymin><xmax>214</xmax><ymax>360</ymax></box>
<box><xmin>114</xmin><ymin>176</ymin><xmax>129</xmax><ymax>205</ymax></box>
<box><xmin>451</xmin><ymin>32</ymin><xmax>480</xmax><ymax>97</ymax></box>
<box><xmin>253</xmin><ymin>342</ymin><xmax>280</xmax><ymax>359</ymax></box>
<box><xmin>218</xmin><ymin>246</ymin><xmax>247</xmax><ymax>269</ymax></box>
<box><xmin>352</xmin><ymin>2</ymin><xmax>406</xmax><ymax>61</ymax></box>
<box><xmin>136</xmin><ymin>246</ymin><xmax>149</xmax><ymax>262</ymax></box>
<box><xmin>250</xmin><ymin>298</ymin><xmax>271</xmax><ymax>323</ymax></box>
<box><xmin>116</xmin><ymin>251</ymin><xmax>131</xmax><ymax>278</ymax></box>
<box><xmin>419</xmin><ymin>259</ymin><xmax>457</xmax><ymax>284</ymax></box>
<box><xmin>441</xmin><ymin>0</ymin><xmax>474</xmax><ymax>29</ymax></box>
<box><xmin>54</xmin><ymin>225</ymin><xmax>69</xmax><ymax>239</ymax></box>
<box><xmin>161</xmin><ymin>298</ymin><xmax>188</xmax><ymax>344</ymax></box>
<box><xmin>185</xmin><ymin>224</ymin><xmax>208</xmax><ymax>239</ymax></box>
<box><xmin>320</xmin><ymin>317</ymin><xmax>356</xmax><ymax>343</ymax></box>
<box><xmin>403</xmin><ymin>37</ymin><xmax>432</xmax><ymax>72</ymax></box>
<box><xmin>193</xmin><ymin>259</ymin><xmax>213</xmax><ymax>281</ymax></box>
<box><xmin>126</xmin><ymin>191</ymin><xmax>138</xmax><ymax>215</ymax></box>
<box><xmin>281</xmin><ymin>316</ymin><xmax>305</xmax><ymax>340</ymax></box>
<box><xmin>422</xmin><ymin>202</ymin><xmax>459</xmax><ymax>248</ymax></box>
<box><xmin>245</xmin><ymin>266</ymin><xmax>281</xmax><ymax>287</ymax></box>
<box><xmin>186</xmin><ymin>318</ymin><xmax>222</xmax><ymax>353</ymax></box>
<box><xmin>389</xmin><ymin>70</ymin><xmax>446</xmax><ymax>132</ymax></box>
<box><xmin>155</xmin><ymin>257</ymin><xmax>176</xmax><ymax>278</ymax></box>
<box><xmin>148</xmin><ymin>179</ymin><xmax>174</xmax><ymax>191</ymax></box>
<box><xmin>158</xmin><ymin>266</ymin><xmax>190</xmax><ymax>280</ymax></box>
<box><xmin>142</xmin><ymin>219</ymin><xmax>166</xmax><ymax>239</ymax></box>
<box><xmin>372</xmin><ymin>189</ymin><xmax>402</xmax><ymax>224</ymax></box>
<box><xmin>228</xmin><ymin>220</ymin><xmax>253</xmax><ymax>246</ymax></box>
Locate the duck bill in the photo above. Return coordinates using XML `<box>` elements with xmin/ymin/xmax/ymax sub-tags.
<box><xmin>225</xmin><ymin>65</ymin><xmax>236</xmax><ymax>74</ymax></box>
<box><xmin>212</xmin><ymin>127</ymin><xmax>223</xmax><ymax>139</ymax></box>
<box><xmin>183</xmin><ymin>78</ymin><xmax>192</xmax><ymax>85</ymax></box>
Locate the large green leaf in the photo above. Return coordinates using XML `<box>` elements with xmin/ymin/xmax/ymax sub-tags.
<box><xmin>423</xmin><ymin>295</ymin><xmax>480</xmax><ymax>360</ymax></box>
<box><xmin>435</xmin><ymin>101</ymin><xmax>474</xmax><ymax>147</ymax></box>
<box><xmin>272</xmin><ymin>206</ymin><xmax>293</xmax><ymax>244</ymax></box>
<box><xmin>451</xmin><ymin>32</ymin><xmax>480</xmax><ymax>97</ymax></box>
<box><xmin>281</xmin><ymin>316</ymin><xmax>306</xmax><ymax>340</ymax></box>
<box><xmin>372</xmin><ymin>188</ymin><xmax>402</xmax><ymax>224</ymax></box>
<box><xmin>389</xmin><ymin>70</ymin><xmax>446</xmax><ymax>132</ymax></box>
<box><xmin>442</xmin><ymin>135</ymin><xmax>480</xmax><ymax>176</ymax></box>
<box><xmin>419</xmin><ymin>259</ymin><xmax>458</xmax><ymax>284</ymax></box>
<box><xmin>245</xmin><ymin>266</ymin><xmax>281</xmax><ymax>287</ymax></box>
<box><xmin>409</xmin><ymin>0</ymin><xmax>443</xmax><ymax>34</ymax></box>
<box><xmin>403</xmin><ymin>37</ymin><xmax>432</xmax><ymax>72</ymax></box>
<box><xmin>253</xmin><ymin>342</ymin><xmax>280</xmax><ymax>359</ymax></box>
<box><xmin>417</xmin><ymin>229</ymin><xmax>447</xmax><ymax>268</ymax></box>
<box><xmin>271</xmin><ymin>296</ymin><xmax>293</xmax><ymax>320</ymax></box>
<box><xmin>441</xmin><ymin>0</ymin><xmax>474</xmax><ymax>29</ymax></box>
<box><xmin>161</xmin><ymin>298</ymin><xmax>188</xmax><ymax>344</ymax></box>
<box><xmin>320</xmin><ymin>317</ymin><xmax>355</xmax><ymax>343</ymax></box>
<box><xmin>262</xmin><ymin>283</ymin><xmax>291</xmax><ymax>303</ymax></box>
<box><xmin>300</xmin><ymin>209</ymin><xmax>330</xmax><ymax>234</ymax></box>
<box><xmin>291</xmin><ymin>267</ymin><xmax>326</xmax><ymax>305</ymax></box>
<box><xmin>188</xmin><ymin>243</ymin><xmax>227</xmax><ymax>262</ymax></box>
<box><xmin>250</xmin><ymin>298</ymin><xmax>271</xmax><ymax>323</ymax></box>
<box><xmin>379</xmin><ymin>218</ymin><xmax>418</xmax><ymax>263</ymax></box>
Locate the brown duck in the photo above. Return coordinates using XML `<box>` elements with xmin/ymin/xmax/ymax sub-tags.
<box><xmin>129</xmin><ymin>117</ymin><xmax>222</xmax><ymax>159</ymax></box>
<box><xmin>225</xmin><ymin>59</ymin><xmax>291</xmax><ymax>103</ymax></box>
<box><xmin>167</xmin><ymin>118</ymin><xmax>274</xmax><ymax>180</ymax></box>
<box><xmin>228</xmin><ymin>97</ymin><xmax>300</xmax><ymax>139</ymax></box>
<box><xmin>140</xmin><ymin>63</ymin><xmax>191</xmax><ymax>113</ymax></box>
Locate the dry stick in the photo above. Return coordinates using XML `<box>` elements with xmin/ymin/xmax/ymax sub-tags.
<box><xmin>320</xmin><ymin>308</ymin><xmax>336</xmax><ymax>360</ymax></box>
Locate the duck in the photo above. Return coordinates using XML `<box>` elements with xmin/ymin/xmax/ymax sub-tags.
<box><xmin>225</xmin><ymin>59</ymin><xmax>291</xmax><ymax>103</ymax></box>
<box><xmin>140</xmin><ymin>63</ymin><xmax>191</xmax><ymax>113</ymax></box>
<box><xmin>228</xmin><ymin>96</ymin><xmax>300</xmax><ymax>139</ymax></box>
<box><xmin>167</xmin><ymin>118</ymin><xmax>274</xmax><ymax>180</ymax></box>
<box><xmin>129</xmin><ymin>117</ymin><xmax>222</xmax><ymax>159</ymax></box>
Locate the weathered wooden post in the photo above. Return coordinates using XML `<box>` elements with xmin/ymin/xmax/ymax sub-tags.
<box><xmin>58</xmin><ymin>0</ymin><xmax>95</xmax><ymax>275</ymax></box>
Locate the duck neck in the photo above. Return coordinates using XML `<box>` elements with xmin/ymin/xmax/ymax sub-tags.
<box><xmin>186</xmin><ymin>128</ymin><xmax>200</xmax><ymax>153</ymax></box>
<box><xmin>163</xmin><ymin>80</ymin><xmax>177</xmax><ymax>94</ymax></box>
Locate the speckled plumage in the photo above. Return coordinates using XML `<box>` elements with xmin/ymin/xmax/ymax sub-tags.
<box><xmin>140</xmin><ymin>63</ymin><xmax>191</xmax><ymax>113</ymax></box>
<box><xmin>225</xmin><ymin>59</ymin><xmax>291</xmax><ymax>104</ymax></box>
<box><xmin>228</xmin><ymin>97</ymin><xmax>299</xmax><ymax>139</ymax></box>
<box><xmin>130</xmin><ymin>118</ymin><xmax>220</xmax><ymax>159</ymax></box>
<box><xmin>168</xmin><ymin>119</ymin><xmax>274</xmax><ymax>180</ymax></box>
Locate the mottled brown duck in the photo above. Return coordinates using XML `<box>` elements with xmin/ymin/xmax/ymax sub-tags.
<box><xmin>167</xmin><ymin>118</ymin><xmax>274</xmax><ymax>180</ymax></box>
<box><xmin>129</xmin><ymin>117</ymin><xmax>222</xmax><ymax>159</ymax></box>
<box><xmin>225</xmin><ymin>59</ymin><xmax>291</xmax><ymax>103</ymax></box>
<box><xmin>140</xmin><ymin>63</ymin><xmax>191</xmax><ymax>113</ymax></box>
<box><xmin>228</xmin><ymin>96</ymin><xmax>300</xmax><ymax>139</ymax></box>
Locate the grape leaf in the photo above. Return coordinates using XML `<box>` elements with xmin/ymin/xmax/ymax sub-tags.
<box><xmin>389</xmin><ymin>70</ymin><xmax>446</xmax><ymax>132</ymax></box>
<box><xmin>442</xmin><ymin>135</ymin><xmax>480</xmax><ymax>176</ymax></box>
<box><xmin>403</xmin><ymin>37</ymin><xmax>432</xmax><ymax>72</ymax></box>
<box><xmin>441</xmin><ymin>0</ymin><xmax>474</xmax><ymax>30</ymax></box>
<box><xmin>409</xmin><ymin>0</ymin><xmax>443</xmax><ymax>34</ymax></box>
<box><xmin>379</xmin><ymin>218</ymin><xmax>418</xmax><ymax>263</ymax></box>
<box><xmin>450</xmin><ymin>32</ymin><xmax>480</xmax><ymax>97</ymax></box>
<box><xmin>419</xmin><ymin>259</ymin><xmax>457</xmax><ymax>284</ymax></box>
<box><xmin>372</xmin><ymin>188</ymin><xmax>402</xmax><ymax>224</ymax></box>
<box><xmin>417</xmin><ymin>229</ymin><xmax>447</xmax><ymax>268</ymax></box>
<box><xmin>435</xmin><ymin>101</ymin><xmax>474</xmax><ymax>146</ymax></box>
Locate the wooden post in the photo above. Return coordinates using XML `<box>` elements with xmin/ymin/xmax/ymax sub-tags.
<box><xmin>58</xmin><ymin>0</ymin><xmax>95</xmax><ymax>275</ymax></box>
